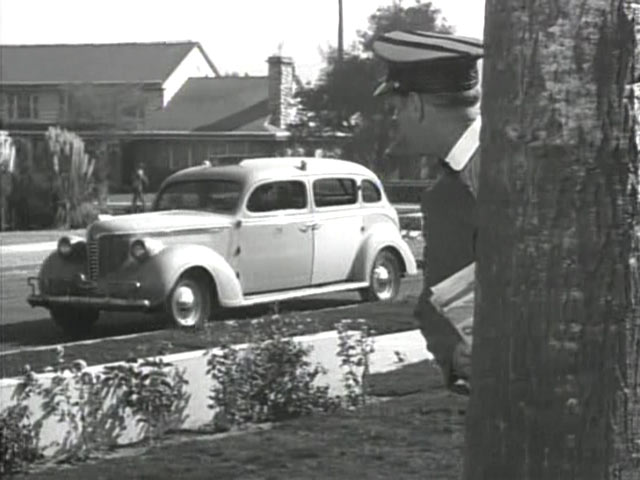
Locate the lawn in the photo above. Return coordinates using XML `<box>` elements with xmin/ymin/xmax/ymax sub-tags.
<box><xmin>13</xmin><ymin>360</ymin><xmax>468</xmax><ymax>480</ymax></box>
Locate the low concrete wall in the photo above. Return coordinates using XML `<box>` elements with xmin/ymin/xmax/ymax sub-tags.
<box><xmin>0</xmin><ymin>329</ymin><xmax>431</xmax><ymax>456</ymax></box>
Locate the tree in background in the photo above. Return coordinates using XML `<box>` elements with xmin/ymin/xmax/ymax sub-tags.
<box><xmin>45</xmin><ymin>126</ymin><xmax>99</xmax><ymax>229</ymax></box>
<box><xmin>290</xmin><ymin>0</ymin><xmax>451</xmax><ymax>178</ymax></box>
<box><xmin>465</xmin><ymin>1</ymin><xmax>640</xmax><ymax>478</ymax></box>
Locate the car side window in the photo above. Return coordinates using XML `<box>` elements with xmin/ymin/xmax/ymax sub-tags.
<box><xmin>313</xmin><ymin>178</ymin><xmax>357</xmax><ymax>207</ymax></box>
<box><xmin>362</xmin><ymin>179</ymin><xmax>382</xmax><ymax>203</ymax></box>
<box><xmin>246</xmin><ymin>180</ymin><xmax>308</xmax><ymax>213</ymax></box>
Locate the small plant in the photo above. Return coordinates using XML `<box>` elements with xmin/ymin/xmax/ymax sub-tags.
<box><xmin>32</xmin><ymin>347</ymin><xmax>189</xmax><ymax>461</ymax></box>
<box><xmin>102</xmin><ymin>357</ymin><xmax>189</xmax><ymax>444</ymax></box>
<box><xmin>37</xmin><ymin>348</ymin><xmax>129</xmax><ymax>460</ymax></box>
<box><xmin>336</xmin><ymin>319</ymin><xmax>375</xmax><ymax>408</ymax></box>
<box><xmin>0</xmin><ymin>366</ymin><xmax>42</xmax><ymax>475</ymax></box>
<box><xmin>207</xmin><ymin>316</ymin><xmax>339</xmax><ymax>431</ymax></box>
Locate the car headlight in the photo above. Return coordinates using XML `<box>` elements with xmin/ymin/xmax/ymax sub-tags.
<box><xmin>57</xmin><ymin>236</ymin><xmax>85</xmax><ymax>258</ymax></box>
<box><xmin>130</xmin><ymin>238</ymin><xmax>163</xmax><ymax>262</ymax></box>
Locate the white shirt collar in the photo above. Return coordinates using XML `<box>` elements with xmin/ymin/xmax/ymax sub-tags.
<box><xmin>444</xmin><ymin>116</ymin><xmax>481</xmax><ymax>171</ymax></box>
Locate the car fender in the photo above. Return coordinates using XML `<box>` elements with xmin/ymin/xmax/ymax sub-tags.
<box><xmin>36</xmin><ymin>251</ymin><xmax>86</xmax><ymax>292</ymax></box>
<box><xmin>350</xmin><ymin>223</ymin><xmax>418</xmax><ymax>281</ymax></box>
<box><xmin>137</xmin><ymin>244</ymin><xmax>244</xmax><ymax>307</ymax></box>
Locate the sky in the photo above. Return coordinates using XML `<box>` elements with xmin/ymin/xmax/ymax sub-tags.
<box><xmin>0</xmin><ymin>0</ymin><xmax>485</xmax><ymax>83</ymax></box>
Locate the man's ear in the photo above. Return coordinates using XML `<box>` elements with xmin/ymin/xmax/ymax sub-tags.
<box><xmin>407</xmin><ymin>92</ymin><xmax>425</xmax><ymax>122</ymax></box>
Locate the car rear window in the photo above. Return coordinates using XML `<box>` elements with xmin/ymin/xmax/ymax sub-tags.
<box><xmin>362</xmin><ymin>179</ymin><xmax>382</xmax><ymax>203</ymax></box>
<box><xmin>313</xmin><ymin>178</ymin><xmax>357</xmax><ymax>207</ymax></box>
<box><xmin>246</xmin><ymin>180</ymin><xmax>308</xmax><ymax>212</ymax></box>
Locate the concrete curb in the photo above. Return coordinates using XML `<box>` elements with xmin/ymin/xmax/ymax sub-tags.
<box><xmin>0</xmin><ymin>328</ymin><xmax>431</xmax><ymax>456</ymax></box>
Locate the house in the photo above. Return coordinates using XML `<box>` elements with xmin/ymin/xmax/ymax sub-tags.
<box><xmin>123</xmin><ymin>55</ymin><xmax>302</xmax><ymax>188</ymax></box>
<box><xmin>0</xmin><ymin>41</ymin><xmax>219</xmax><ymax>131</ymax></box>
<box><xmin>0</xmin><ymin>42</ymin><xmax>314</xmax><ymax>190</ymax></box>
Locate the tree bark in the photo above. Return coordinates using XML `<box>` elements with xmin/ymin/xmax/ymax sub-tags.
<box><xmin>465</xmin><ymin>1</ymin><xmax>640</xmax><ymax>479</ymax></box>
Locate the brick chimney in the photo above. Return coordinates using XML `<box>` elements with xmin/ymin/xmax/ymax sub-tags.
<box><xmin>267</xmin><ymin>55</ymin><xmax>296</xmax><ymax>129</ymax></box>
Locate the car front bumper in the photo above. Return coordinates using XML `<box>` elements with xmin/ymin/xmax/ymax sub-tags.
<box><xmin>27</xmin><ymin>276</ymin><xmax>153</xmax><ymax>312</ymax></box>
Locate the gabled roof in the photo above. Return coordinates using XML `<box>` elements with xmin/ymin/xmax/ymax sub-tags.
<box><xmin>146</xmin><ymin>77</ymin><xmax>273</xmax><ymax>132</ymax></box>
<box><xmin>0</xmin><ymin>41</ymin><xmax>219</xmax><ymax>84</ymax></box>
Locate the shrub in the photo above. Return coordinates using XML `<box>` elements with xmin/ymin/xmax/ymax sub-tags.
<box><xmin>101</xmin><ymin>357</ymin><xmax>189</xmax><ymax>444</ymax></box>
<box><xmin>0</xmin><ymin>405</ymin><xmax>40</xmax><ymax>475</ymax></box>
<box><xmin>1</xmin><ymin>366</ymin><xmax>42</xmax><ymax>474</ymax></box>
<box><xmin>46</xmin><ymin>126</ymin><xmax>97</xmax><ymax>228</ymax></box>
<box><xmin>207</xmin><ymin>316</ymin><xmax>339</xmax><ymax>430</ymax></box>
<box><xmin>35</xmin><ymin>347</ymin><xmax>189</xmax><ymax>461</ymax></box>
<box><xmin>336</xmin><ymin>319</ymin><xmax>375</xmax><ymax>408</ymax></box>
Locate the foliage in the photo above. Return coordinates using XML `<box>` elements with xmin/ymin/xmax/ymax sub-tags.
<box><xmin>0</xmin><ymin>405</ymin><xmax>40</xmax><ymax>475</ymax></box>
<box><xmin>0</xmin><ymin>367</ymin><xmax>42</xmax><ymax>475</ymax></box>
<box><xmin>99</xmin><ymin>357</ymin><xmax>189</xmax><ymax>444</ymax></box>
<box><xmin>336</xmin><ymin>319</ymin><xmax>376</xmax><ymax>408</ymax></box>
<box><xmin>45</xmin><ymin>126</ymin><xmax>99</xmax><ymax>228</ymax></box>
<box><xmin>207</xmin><ymin>316</ymin><xmax>340</xmax><ymax>431</ymax></box>
<box><xmin>358</xmin><ymin>0</ymin><xmax>452</xmax><ymax>52</ymax></box>
<box><xmin>0</xmin><ymin>130</ymin><xmax>16</xmax><ymax>171</ymax></box>
<box><xmin>291</xmin><ymin>0</ymin><xmax>452</xmax><ymax>178</ymax></box>
<box><xmin>1</xmin><ymin>346</ymin><xmax>189</xmax><ymax>469</ymax></box>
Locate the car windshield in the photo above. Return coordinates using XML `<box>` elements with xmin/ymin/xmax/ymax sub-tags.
<box><xmin>154</xmin><ymin>180</ymin><xmax>242</xmax><ymax>214</ymax></box>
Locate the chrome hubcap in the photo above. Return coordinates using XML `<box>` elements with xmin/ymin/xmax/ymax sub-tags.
<box><xmin>372</xmin><ymin>263</ymin><xmax>394</xmax><ymax>300</ymax></box>
<box><xmin>171</xmin><ymin>282</ymin><xmax>201</xmax><ymax>327</ymax></box>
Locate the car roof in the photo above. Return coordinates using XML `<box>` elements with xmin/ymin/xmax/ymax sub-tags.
<box><xmin>160</xmin><ymin>157</ymin><xmax>378</xmax><ymax>188</ymax></box>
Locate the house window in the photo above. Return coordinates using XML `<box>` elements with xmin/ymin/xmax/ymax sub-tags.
<box><xmin>6</xmin><ymin>93</ymin><xmax>40</xmax><ymax>119</ymax></box>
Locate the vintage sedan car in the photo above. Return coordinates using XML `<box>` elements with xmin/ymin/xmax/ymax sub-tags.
<box><xmin>27</xmin><ymin>157</ymin><xmax>417</xmax><ymax>334</ymax></box>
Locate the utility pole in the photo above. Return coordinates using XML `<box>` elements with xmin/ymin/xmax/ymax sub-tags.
<box><xmin>338</xmin><ymin>0</ymin><xmax>344</xmax><ymax>62</ymax></box>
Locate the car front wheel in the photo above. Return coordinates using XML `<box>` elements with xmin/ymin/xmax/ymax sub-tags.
<box><xmin>50</xmin><ymin>307</ymin><xmax>100</xmax><ymax>337</ymax></box>
<box><xmin>360</xmin><ymin>250</ymin><xmax>401</xmax><ymax>302</ymax></box>
<box><xmin>166</xmin><ymin>271</ymin><xmax>212</xmax><ymax>329</ymax></box>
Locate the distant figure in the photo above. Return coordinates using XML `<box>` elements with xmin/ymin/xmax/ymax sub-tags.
<box><xmin>131</xmin><ymin>163</ymin><xmax>149</xmax><ymax>213</ymax></box>
<box><xmin>201</xmin><ymin>159</ymin><xmax>212</xmax><ymax>167</ymax></box>
<box><xmin>0</xmin><ymin>162</ymin><xmax>13</xmax><ymax>230</ymax></box>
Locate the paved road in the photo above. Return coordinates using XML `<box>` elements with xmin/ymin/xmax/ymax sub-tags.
<box><xmin>0</xmin><ymin>263</ymin><xmax>423</xmax><ymax>352</ymax></box>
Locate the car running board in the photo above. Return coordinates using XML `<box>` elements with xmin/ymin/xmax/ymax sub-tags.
<box><xmin>240</xmin><ymin>281</ymin><xmax>370</xmax><ymax>307</ymax></box>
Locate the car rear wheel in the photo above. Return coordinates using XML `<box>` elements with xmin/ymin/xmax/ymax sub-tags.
<box><xmin>166</xmin><ymin>271</ymin><xmax>212</xmax><ymax>329</ymax></box>
<box><xmin>359</xmin><ymin>250</ymin><xmax>401</xmax><ymax>302</ymax></box>
<box><xmin>50</xmin><ymin>307</ymin><xmax>100</xmax><ymax>337</ymax></box>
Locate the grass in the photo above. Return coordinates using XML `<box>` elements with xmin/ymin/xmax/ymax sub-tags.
<box><xmin>12</xmin><ymin>360</ymin><xmax>468</xmax><ymax>480</ymax></box>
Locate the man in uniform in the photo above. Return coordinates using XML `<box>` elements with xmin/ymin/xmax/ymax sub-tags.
<box><xmin>373</xmin><ymin>31</ymin><xmax>483</xmax><ymax>394</ymax></box>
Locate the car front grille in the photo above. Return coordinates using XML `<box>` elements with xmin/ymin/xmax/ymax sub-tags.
<box><xmin>87</xmin><ymin>235</ymin><xmax>129</xmax><ymax>280</ymax></box>
<box><xmin>99</xmin><ymin>236</ymin><xmax>130</xmax><ymax>278</ymax></box>
<box><xmin>88</xmin><ymin>240</ymin><xmax>99</xmax><ymax>280</ymax></box>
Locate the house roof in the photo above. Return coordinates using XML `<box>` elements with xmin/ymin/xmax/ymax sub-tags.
<box><xmin>147</xmin><ymin>76</ymin><xmax>274</xmax><ymax>132</ymax></box>
<box><xmin>0</xmin><ymin>41</ymin><xmax>219</xmax><ymax>84</ymax></box>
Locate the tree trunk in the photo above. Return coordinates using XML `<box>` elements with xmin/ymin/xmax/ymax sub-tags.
<box><xmin>465</xmin><ymin>1</ymin><xmax>640</xmax><ymax>479</ymax></box>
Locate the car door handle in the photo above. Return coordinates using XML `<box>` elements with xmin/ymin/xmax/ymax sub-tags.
<box><xmin>298</xmin><ymin>222</ymin><xmax>319</xmax><ymax>233</ymax></box>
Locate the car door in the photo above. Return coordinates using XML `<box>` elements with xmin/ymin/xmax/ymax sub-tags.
<box><xmin>237</xmin><ymin>179</ymin><xmax>314</xmax><ymax>294</ymax></box>
<box><xmin>310</xmin><ymin>176</ymin><xmax>363</xmax><ymax>285</ymax></box>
